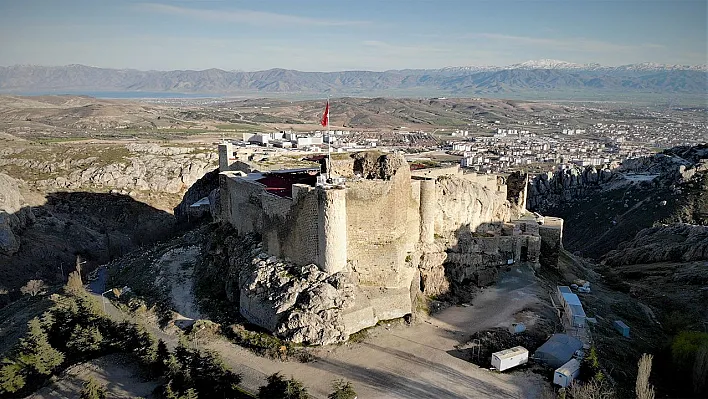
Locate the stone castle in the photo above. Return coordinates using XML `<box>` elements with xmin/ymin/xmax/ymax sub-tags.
<box><xmin>217</xmin><ymin>143</ymin><xmax>563</xmax><ymax>344</ymax></box>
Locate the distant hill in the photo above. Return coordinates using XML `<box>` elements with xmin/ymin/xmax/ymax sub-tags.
<box><xmin>0</xmin><ymin>60</ymin><xmax>706</xmax><ymax>100</ymax></box>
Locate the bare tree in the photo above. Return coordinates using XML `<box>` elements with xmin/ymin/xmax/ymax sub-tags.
<box><xmin>636</xmin><ymin>353</ymin><xmax>655</xmax><ymax>399</ymax></box>
<box><xmin>567</xmin><ymin>379</ymin><xmax>615</xmax><ymax>399</ymax></box>
<box><xmin>694</xmin><ymin>344</ymin><xmax>708</xmax><ymax>395</ymax></box>
<box><xmin>65</xmin><ymin>271</ymin><xmax>84</xmax><ymax>295</ymax></box>
<box><xmin>20</xmin><ymin>280</ymin><xmax>47</xmax><ymax>297</ymax></box>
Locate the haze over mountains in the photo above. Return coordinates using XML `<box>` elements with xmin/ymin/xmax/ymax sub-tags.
<box><xmin>0</xmin><ymin>59</ymin><xmax>706</xmax><ymax>100</ymax></box>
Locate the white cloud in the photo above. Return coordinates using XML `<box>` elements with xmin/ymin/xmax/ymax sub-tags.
<box><xmin>138</xmin><ymin>3</ymin><xmax>370</xmax><ymax>27</ymax></box>
<box><xmin>473</xmin><ymin>33</ymin><xmax>666</xmax><ymax>54</ymax></box>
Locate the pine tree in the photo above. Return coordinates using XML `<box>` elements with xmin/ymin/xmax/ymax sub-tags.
<box><xmin>329</xmin><ymin>379</ymin><xmax>357</xmax><ymax>399</ymax></box>
<box><xmin>165</xmin><ymin>381</ymin><xmax>198</xmax><ymax>399</ymax></box>
<box><xmin>67</xmin><ymin>324</ymin><xmax>103</xmax><ymax>354</ymax></box>
<box><xmin>80</xmin><ymin>377</ymin><xmax>106</xmax><ymax>399</ymax></box>
<box><xmin>258</xmin><ymin>373</ymin><xmax>309</xmax><ymax>399</ymax></box>
<box><xmin>16</xmin><ymin>318</ymin><xmax>64</xmax><ymax>376</ymax></box>
<box><xmin>0</xmin><ymin>361</ymin><xmax>26</xmax><ymax>393</ymax></box>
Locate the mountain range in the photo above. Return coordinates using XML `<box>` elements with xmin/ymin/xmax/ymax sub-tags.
<box><xmin>0</xmin><ymin>60</ymin><xmax>706</xmax><ymax>99</ymax></box>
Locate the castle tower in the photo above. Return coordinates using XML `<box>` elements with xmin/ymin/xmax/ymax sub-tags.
<box><xmin>218</xmin><ymin>142</ymin><xmax>235</xmax><ymax>172</ymax></box>
<box><xmin>419</xmin><ymin>178</ymin><xmax>436</xmax><ymax>244</ymax></box>
<box><xmin>318</xmin><ymin>187</ymin><xmax>347</xmax><ymax>274</ymax></box>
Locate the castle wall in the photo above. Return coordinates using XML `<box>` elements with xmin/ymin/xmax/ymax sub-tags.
<box><xmin>435</xmin><ymin>176</ymin><xmax>513</xmax><ymax>238</ymax></box>
<box><xmin>411</xmin><ymin>165</ymin><xmax>463</xmax><ymax>179</ymax></box>
<box><xmin>539</xmin><ymin>217</ymin><xmax>564</xmax><ymax>268</ymax></box>
<box><xmin>407</xmin><ymin>180</ymin><xmax>421</xmax><ymax>252</ymax></box>
<box><xmin>221</xmin><ymin>173</ymin><xmax>323</xmax><ymax>267</ymax></box>
<box><xmin>221</xmin><ymin>172</ymin><xmax>265</xmax><ymax>236</ymax></box>
<box><xmin>345</xmin><ymin>167</ymin><xmax>416</xmax><ymax>289</ymax></box>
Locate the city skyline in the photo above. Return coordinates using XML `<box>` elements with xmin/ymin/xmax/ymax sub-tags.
<box><xmin>0</xmin><ymin>0</ymin><xmax>706</xmax><ymax>71</ymax></box>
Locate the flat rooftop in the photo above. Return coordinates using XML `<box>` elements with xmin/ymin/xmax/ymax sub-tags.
<box><xmin>256</xmin><ymin>169</ymin><xmax>318</xmax><ymax>198</ymax></box>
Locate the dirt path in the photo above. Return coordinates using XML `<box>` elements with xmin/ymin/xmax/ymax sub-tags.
<box><xmin>27</xmin><ymin>354</ymin><xmax>160</xmax><ymax>399</ymax></box>
<box><xmin>93</xmin><ymin>259</ymin><xmax>550</xmax><ymax>398</ymax></box>
<box><xmin>203</xmin><ymin>265</ymin><xmax>549</xmax><ymax>399</ymax></box>
<box><xmin>156</xmin><ymin>246</ymin><xmax>203</xmax><ymax>328</ymax></box>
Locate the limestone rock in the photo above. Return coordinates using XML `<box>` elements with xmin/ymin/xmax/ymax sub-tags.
<box><xmin>603</xmin><ymin>224</ymin><xmax>708</xmax><ymax>266</ymax></box>
<box><xmin>0</xmin><ymin>173</ymin><xmax>34</xmax><ymax>255</ymax></box>
<box><xmin>238</xmin><ymin>253</ymin><xmax>354</xmax><ymax>345</ymax></box>
<box><xmin>0</xmin><ymin>144</ymin><xmax>218</xmax><ymax>194</ymax></box>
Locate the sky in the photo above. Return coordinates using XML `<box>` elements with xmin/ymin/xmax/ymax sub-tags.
<box><xmin>0</xmin><ymin>0</ymin><xmax>706</xmax><ymax>71</ymax></box>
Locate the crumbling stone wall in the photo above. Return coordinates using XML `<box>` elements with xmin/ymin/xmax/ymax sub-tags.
<box><xmin>346</xmin><ymin>157</ymin><xmax>416</xmax><ymax>289</ymax></box>
<box><xmin>435</xmin><ymin>175</ymin><xmax>513</xmax><ymax>238</ymax></box>
<box><xmin>506</xmin><ymin>171</ymin><xmax>528</xmax><ymax>217</ymax></box>
<box><xmin>265</xmin><ymin>185</ymin><xmax>320</xmax><ymax>267</ymax></box>
<box><xmin>539</xmin><ymin>218</ymin><xmax>563</xmax><ymax>268</ymax></box>
<box><xmin>221</xmin><ymin>172</ymin><xmax>265</xmax><ymax>236</ymax></box>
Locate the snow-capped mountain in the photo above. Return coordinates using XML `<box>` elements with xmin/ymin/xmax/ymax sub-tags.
<box><xmin>441</xmin><ymin>59</ymin><xmax>706</xmax><ymax>72</ymax></box>
<box><xmin>506</xmin><ymin>59</ymin><xmax>603</xmax><ymax>70</ymax></box>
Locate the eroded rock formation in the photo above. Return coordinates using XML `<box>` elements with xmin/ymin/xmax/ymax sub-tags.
<box><xmin>0</xmin><ymin>173</ymin><xmax>34</xmax><ymax>255</ymax></box>
<box><xmin>603</xmin><ymin>224</ymin><xmax>708</xmax><ymax>266</ymax></box>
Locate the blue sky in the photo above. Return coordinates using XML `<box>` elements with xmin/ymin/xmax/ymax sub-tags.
<box><xmin>0</xmin><ymin>0</ymin><xmax>705</xmax><ymax>71</ymax></box>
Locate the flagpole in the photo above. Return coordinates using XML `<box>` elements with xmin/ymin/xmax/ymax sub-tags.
<box><xmin>327</xmin><ymin>95</ymin><xmax>331</xmax><ymax>182</ymax></box>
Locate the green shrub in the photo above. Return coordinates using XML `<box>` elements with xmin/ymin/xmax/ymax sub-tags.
<box><xmin>80</xmin><ymin>377</ymin><xmax>106</xmax><ymax>399</ymax></box>
<box><xmin>672</xmin><ymin>331</ymin><xmax>708</xmax><ymax>367</ymax></box>
<box><xmin>328</xmin><ymin>379</ymin><xmax>357</xmax><ymax>399</ymax></box>
<box><xmin>258</xmin><ymin>373</ymin><xmax>309</xmax><ymax>399</ymax></box>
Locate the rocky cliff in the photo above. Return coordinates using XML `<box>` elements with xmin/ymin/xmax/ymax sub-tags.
<box><xmin>603</xmin><ymin>224</ymin><xmax>708</xmax><ymax>266</ymax></box>
<box><xmin>527</xmin><ymin>145</ymin><xmax>708</xmax><ymax>258</ymax></box>
<box><xmin>527</xmin><ymin>165</ymin><xmax>620</xmax><ymax>213</ymax></box>
<box><xmin>0</xmin><ymin>173</ymin><xmax>35</xmax><ymax>255</ymax></box>
<box><xmin>0</xmin><ymin>143</ymin><xmax>218</xmax><ymax>196</ymax></box>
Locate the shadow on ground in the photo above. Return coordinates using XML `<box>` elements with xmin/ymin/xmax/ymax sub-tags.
<box><xmin>1</xmin><ymin>191</ymin><xmax>178</xmax><ymax>301</ymax></box>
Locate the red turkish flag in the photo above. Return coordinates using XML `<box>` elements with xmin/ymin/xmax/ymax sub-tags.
<box><xmin>320</xmin><ymin>101</ymin><xmax>329</xmax><ymax>127</ymax></box>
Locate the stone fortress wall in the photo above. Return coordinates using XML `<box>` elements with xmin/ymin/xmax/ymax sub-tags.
<box><xmin>217</xmin><ymin>145</ymin><xmax>563</xmax><ymax>344</ymax></box>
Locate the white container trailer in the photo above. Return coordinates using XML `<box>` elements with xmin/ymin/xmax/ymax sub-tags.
<box><xmin>553</xmin><ymin>358</ymin><xmax>581</xmax><ymax>387</ymax></box>
<box><xmin>491</xmin><ymin>346</ymin><xmax>529</xmax><ymax>372</ymax></box>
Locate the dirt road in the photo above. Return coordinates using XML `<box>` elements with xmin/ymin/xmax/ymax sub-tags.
<box><xmin>205</xmin><ymin>265</ymin><xmax>549</xmax><ymax>398</ymax></box>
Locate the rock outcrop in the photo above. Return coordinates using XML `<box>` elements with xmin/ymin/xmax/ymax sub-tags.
<box><xmin>239</xmin><ymin>255</ymin><xmax>354</xmax><ymax>345</ymax></box>
<box><xmin>528</xmin><ymin>146</ymin><xmax>708</xmax><ymax>214</ymax></box>
<box><xmin>352</xmin><ymin>152</ymin><xmax>405</xmax><ymax>180</ymax></box>
<box><xmin>527</xmin><ymin>166</ymin><xmax>620</xmax><ymax>212</ymax></box>
<box><xmin>603</xmin><ymin>224</ymin><xmax>708</xmax><ymax>266</ymax></box>
<box><xmin>0</xmin><ymin>144</ymin><xmax>217</xmax><ymax>194</ymax></box>
<box><xmin>174</xmin><ymin>168</ymin><xmax>219</xmax><ymax>222</ymax></box>
<box><xmin>0</xmin><ymin>173</ymin><xmax>34</xmax><ymax>255</ymax></box>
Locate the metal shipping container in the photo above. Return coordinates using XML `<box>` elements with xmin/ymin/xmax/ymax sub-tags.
<box><xmin>491</xmin><ymin>346</ymin><xmax>529</xmax><ymax>372</ymax></box>
<box><xmin>554</xmin><ymin>358</ymin><xmax>581</xmax><ymax>387</ymax></box>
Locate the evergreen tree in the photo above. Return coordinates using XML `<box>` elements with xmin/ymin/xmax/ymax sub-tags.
<box><xmin>328</xmin><ymin>379</ymin><xmax>357</xmax><ymax>399</ymax></box>
<box><xmin>0</xmin><ymin>361</ymin><xmax>26</xmax><ymax>393</ymax></box>
<box><xmin>16</xmin><ymin>318</ymin><xmax>64</xmax><ymax>376</ymax></box>
<box><xmin>80</xmin><ymin>377</ymin><xmax>106</xmax><ymax>399</ymax></box>
<box><xmin>68</xmin><ymin>325</ymin><xmax>103</xmax><ymax>354</ymax></box>
<box><xmin>165</xmin><ymin>381</ymin><xmax>198</xmax><ymax>399</ymax></box>
<box><xmin>258</xmin><ymin>372</ymin><xmax>309</xmax><ymax>399</ymax></box>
